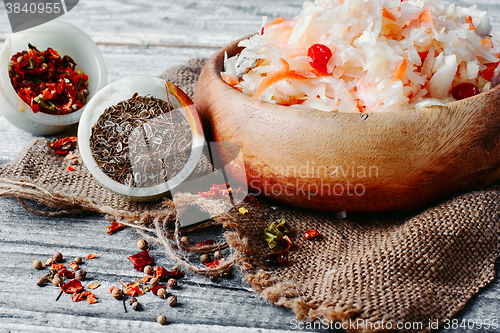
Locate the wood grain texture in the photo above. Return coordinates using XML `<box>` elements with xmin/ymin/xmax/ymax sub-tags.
<box><xmin>0</xmin><ymin>0</ymin><xmax>499</xmax><ymax>331</ymax></box>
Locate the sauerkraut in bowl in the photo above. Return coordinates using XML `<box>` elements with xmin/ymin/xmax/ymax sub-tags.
<box><xmin>222</xmin><ymin>0</ymin><xmax>500</xmax><ymax>113</ymax></box>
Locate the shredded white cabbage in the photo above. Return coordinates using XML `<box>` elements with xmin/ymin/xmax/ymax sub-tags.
<box><xmin>222</xmin><ymin>0</ymin><xmax>500</xmax><ymax>112</ymax></box>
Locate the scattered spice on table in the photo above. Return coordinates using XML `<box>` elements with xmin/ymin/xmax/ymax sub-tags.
<box><xmin>121</xmin><ymin>281</ymin><xmax>144</xmax><ymax>297</ymax></box>
<box><xmin>8</xmin><ymin>44</ymin><xmax>90</xmax><ymax>115</ymax></box>
<box><xmin>68</xmin><ymin>262</ymin><xmax>79</xmax><ymax>270</ymax></box>
<box><xmin>198</xmin><ymin>183</ymin><xmax>243</xmax><ymax>199</ymax></box>
<box><xmin>264</xmin><ymin>251</ymin><xmax>289</xmax><ymax>267</ymax></box>
<box><xmin>304</xmin><ymin>229</ymin><xmax>321</xmax><ymax>240</ymax></box>
<box><xmin>87</xmin><ymin>282</ymin><xmax>100</xmax><ymax>290</ymax></box>
<box><xmin>239</xmin><ymin>207</ymin><xmax>249</xmax><ymax>215</ymax></box>
<box><xmin>86</xmin><ymin>253</ymin><xmax>99</xmax><ymax>259</ymax></box>
<box><xmin>128</xmin><ymin>250</ymin><xmax>155</xmax><ymax>272</ymax></box>
<box><xmin>204</xmin><ymin>259</ymin><xmax>221</xmax><ymax>269</ymax></box>
<box><xmin>106</xmin><ymin>220</ymin><xmax>127</xmax><ymax>234</ymax></box>
<box><xmin>89</xmin><ymin>94</ymin><xmax>193</xmax><ymax>187</ymax></box>
<box><xmin>61</xmin><ymin>279</ymin><xmax>84</xmax><ymax>294</ymax></box>
<box><xmin>72</xmin><ymin>291</ymin><xmax>97</xmax><ymax>304</ymax></box>
<box><xmin>264</xmin><ymin>218</ymin><xmax>291</xmax><ymax>250</ymax></box>
<box><xmin>243</xmin><ymin>195</ymin><xmax>261</xmax><ymax>208</ymax></box>
<box><xmin>195</xmin><ymin>239</ymin><xmax>215</xmax><ymax>248</ymax></box>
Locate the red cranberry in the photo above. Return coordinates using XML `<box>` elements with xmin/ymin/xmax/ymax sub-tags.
<box><xmin>452</xmin><ymin>83</ymin><xmax>480</xmax><ymax>100</ymax></box>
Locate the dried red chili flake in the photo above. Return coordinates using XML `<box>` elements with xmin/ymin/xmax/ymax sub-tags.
<box><xmin>121</xmin><ymin>281</ymin><xmax>145</xmax><ymax>296</ymax></box>
<box><xmin>61</xmin><ymin>279</ymin><xmax>84</xmax><ymax>294</ymax></box>
<box><xmin>86</xmin><ymin>253</ymin><xmax>98</xmax><ymax>259</ymax></box>
<box><xmin>204</xmin><ymin>259</ymin><xmax>220</xmax><ymax>269</ymax></box>
<box><xmin>51</xmin><ymin>263</ymin><xmax>64</xmax><ymax>270</ymax></box>
<box><xmin>263</xmin><ymin>251</ymin><xmax>289</xmax><ymax>267</ymax></box>
<box><xmin>68</xmin><ymin>262</ymin><xmax>79</xmax><ymax>270</ymax></box>
<box><xmin>127</xmin><ymin>250</ymin><xmax>155</xmax><ymax>272</ymax></box>
<box><xmin>49</xmin><ymin>136</ymin><xmax>77</xmax><ymax>155</ymax></box>
<box><xmin>304</xmin><ymin>229</ymin><xmax>320</xmax><ymax>241</ymax></box>
<box><xmin>198</xmin><ymin>183</ymin><xmax>243</xmax><ymax>199</ymax></box>
<box><xmin>141</xmin><ymin>275</ymin><xmax>150</xmax><ymax>283</ymax></box>
<box><xmin>106</xmin><ymin>221</ymin><xmax>127</xmax><ymax>234</ymax></box>
<box><xmin>243</xmin><ymin>196</ymin><xmax>261</xmax><ymax>209</ymax></box>
<box><xmin>67</xmin><ymin>166</ymin><xmax>74</xmax><ymax>172</ymax></box>
<box><xmin>151</xmin><ymin>285</ymin><xmax>168</xmax><ymax>295</ymax></box>
<box><xmin>154</xmin><ymin>266</ymin><xmax>185</xmax><ymax>281</ymax></box>
<box><xmin>8</xmin><ymin>44</ymin><xmax>89</xmax><ymax>115</ymax></box>
<box><xmin>195</xmin><ymin>239</ymin><xmax>215</xmax><ymax>248</ymax></box>
<box><xmin>58</xmin><ymin>267</ymin><xmax>75</xmax><ymax>279</ymax></box>
<box><xmin>71</xmin><ymin>291</ymin><xmax>96</xmax><ymax>304</ymax></box>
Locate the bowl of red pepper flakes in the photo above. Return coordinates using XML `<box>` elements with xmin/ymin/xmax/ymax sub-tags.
<box><xmin>0</xmin><ymin>20</ymin><xmax>107</xmax><ymax>135</ymax></box>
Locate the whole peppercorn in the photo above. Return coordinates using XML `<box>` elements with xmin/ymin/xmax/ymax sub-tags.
<box><xmin>111</xmin><ymin>287</ymin><xmax>123</xmax><ymax>300</ymax></box>
<box><xmin>37</xmin><ymin>278</ymin><xmax>46</xmax><ymax>287</ymax></box>
<box><xmin>75</xmin><ymin>270</ymin><xmax>87</xmax><ymax>281</ymax></box>
<box><xmin>129</xmin><ymin>297</ymin><xmax>138</xmax><ymax>305</ymax></box>
<box><xmin>52</xmin><ymin>274</ymin><xmax>62</xmax><ymax>286</ymax></box>
<box><xmin>214</xmin><ymin>250</ymin><xmax>222</xmax><ymax>260</ymax></box>
<box><xmin>167</xmin><ymin>295</ymin><xmax>177</xmax><ymax>307</ymax></box>
<box><xmin>200</xmin><ymin>254</ymin><xmax>211</xmax><ymax>264</ymax></box>
<box><xmin>53</xmin><ymin>252</ymin><xmax>63</xmax><ymax>263</ymax></box>
<box><xmin>150</xmin><ymin>277</ymin><xmax>159</xmax><ymax>288</ymax></box>
<box><xmin>144</xmin><ymin>265</ymin><xmax>154</xmax><ymax>276</ymax></box>
<box><xmin>157</xmin><ymin>288</ymin><xmax>167</xmax><ymax>299</ymax></box>
<box><xmin>171</xmin><ymin>265</ymin><xmax>181</xmax><ymax>272</ymax></box>
<box><xmin>137</xmin><ymin>239</ymin><xmax>148</xmax><ymax>250</ymax></box>
<box><xmin>180</xmin><ymin>236</ymin><xmax>190</xmax><ymax>245</ymax></box>
<box><xmin>131</xmin><ymin>301</ymin><xmax>141</xmax><ymax>311</ymax></box>
<box><xmin>32</xmin><ymin>259</ymin><xmax>43</xmax><ymax>270</ymax></box>
<box><xmin>74</xmin><ymin>257</ymin><xmax>83</xmax><ymax>264</ymax></box>
<box><xmin>167</xmin><ymin>278</ymin><xmax>178</xmax><ymax>289</ymax></box>
<box><xmin>157</xmin><ymin>314</ymin><xmax>167</xmax><ymax>325</ymax></box>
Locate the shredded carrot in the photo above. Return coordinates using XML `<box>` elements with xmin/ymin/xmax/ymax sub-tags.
<box><xmin>465</xmin><ymin>16</ymin><xmax>474</xmax><ymax>30</ymax></box>
<box><xmin>382</xmin><ymin>8</ymin><xmax>397</xmax><ymax>21</ymax></box>
<box><xmin>222</xmin><ymin>72</ymin><xmax>239</xmax><ymax>87</ymax></box>
<box><xmin>266</xmin><ymin>17</ymin><xmax>286</xmax><ymax>28</ymax></box>
<box><xmin>481</xmin><ymin>61</ymin><xmax>500</xmax><ymax>81</ymax></box>
<box><xmin>482</xmin><ymin>38</ymin><xmax>492</xmax><ymax>48</ymax></box>
<box><xmin>253</xmin><ymin>59</ymin><xmax>313</xmax><ymax>100</ymax></box>
<box><xmin>337</xmin><ymin>0</ymin><xmax>344</xmax><ymax>3</ymax></box>
<box><xmin>419</xmin><ymin>8</ymin><xmax>433</xmax><ymax>25</ymax></box>
<box><xmin>392</xmin><ymin>57</ymin><xmax>408</xmax><ymax>81</ymax></box>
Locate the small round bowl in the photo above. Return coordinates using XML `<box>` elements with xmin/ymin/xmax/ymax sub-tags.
<box><xmin>78</xmin><ymin>76</ymin><xmax>205</xmax><ymax>202</ymax></box>
<box><xmin>194</xmin><ymin>37</ymin><xmax>500</xmax><ymax>212</ymax></box>
<box><xmin>0</xmin><ymin>20</ymin><xmax>107</xmax><ymax>135</ymax></box>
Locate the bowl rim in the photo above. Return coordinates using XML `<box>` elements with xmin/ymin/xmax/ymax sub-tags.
<box><xmin>77</xmin><ymin>76</ymin><xmax>204</xmax><ymax>201</ymax></box>
<box><xmin>0</xmin><ymin>20</ymin><xmax>107</xmax><ymax>126</ymax></box>
<box><xmin>213</xmin><ymin>34</ymin><xmax>500</xmax><ymax>117</ymax></box>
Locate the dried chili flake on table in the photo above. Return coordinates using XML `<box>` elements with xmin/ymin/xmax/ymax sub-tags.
<box><xmin>304</xmin><ymin>229</ymin><xmax>321</xmax><ymax>240</ymax></box>
<box><xmin>58</xmin><ymin>267</ymin><xmax>75</xmax><ymax>279</ymax></box>
<box><xmin>61</xmin><ymin>279</ymin><xmax>84</xmax><ymax>294</ymax></box>
<box><xmin>8</xmin><ymin>44</ymin><xmax>90</xmax><ymax>115</ymax></box>
<box><xmin>86</xmin><ymin>253</ymin><xmax>98</xmax><ymax>259</ymax></box>
<box><xmin>49</xmin><ymin>136</ymin><xmax>77</xmax><ymax>155</ymax></box>
<box><xmin>68</xmin><ymin>262</ymin><xmax>79</xmax><ymax>270</ymax></box>
<box><xmin>154</xmin><ymin>266</ymin><xmax>185</xmax><ymax>281</ymax></box>
<box><xmin>239</xmin><ymin>207</ymin><xmax>249</xmax><ymax>215</ymax></box>
<box><xmin>204</xmin><ymin>260</ymin><xmax>221</xmax><ymax>269</ymax></box>
<box><xmin>121</xmin><ymin>281</ymin><xmax>144</xmax><ymax>297</ymax></box>
<box><xmin>195</xmin><ymin>239</ymin><xmax>215</xmax><ymax>248</ymax></box>
<box><xmin>72</xmin><ymin>291</ymin><xmax>96</xmax><ymax>304</ymax></box>
<box><xmin>243</xmin><ymin>196</ymin><xmax>261</xmax><ymax>209</ymax></box>
<box><xmin>67</xmin><ymin>166</ymin><xmax>74</xmax><ymax>172</ymax></box>
<box><xmin>151</xmin><ymin>285</ymin><xmax>167</xmax><ymax>295</ymax></box>
<box><xmin>141</xmin><ymin>275</ymin><xmax>150</xmax><ymax>283</ymax></box>
<box><xmin>106</xmin><ymin>221</ymin><xmax>127</xmax><ymax>234</ymax></box>
<box><xmin>127</xmin><ymin>250</ymin><xmax>154</xmax><ymax>272</ymax></box>
<box><xmin>44</xmin><ymin>257</ymin><xmax>54</xmax><ymax>266</ymax></box>
<box><xmin>87</xmin><ymin>282</ymin><xmax>100</xmax><ymax>290</ymax></box>
<box><xmin>198</xmin><ymin>183</ymin><xmax>243</xmax><ymax>199</ymax></box>
<box><xmin>51</xmin><ymin>263</ymin><xmax>64</xmax><ymax>270</ymax></box>
<box><xmin>264</xmin><ymin>219</ymin><xmax>291</xmax><ymax>250</ymax></box>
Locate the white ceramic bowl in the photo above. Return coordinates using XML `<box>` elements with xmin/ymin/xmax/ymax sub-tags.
<box><xmin>78</xmin><ymin>76</ymin><xmax>205</xmax><ymax>202</ymax></box>
<box><xmin>0</xmin><ymin>20</ymin><xmax>107</xmax><ymax>135</ymax></box>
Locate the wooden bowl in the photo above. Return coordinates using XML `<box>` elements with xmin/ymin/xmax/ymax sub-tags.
<box><xmin>193</xmin><ymin>37</ymin><xmax>500</xmax><ymax>212</ymax></box>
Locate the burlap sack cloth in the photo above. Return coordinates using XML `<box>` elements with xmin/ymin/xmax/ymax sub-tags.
<box><xmin>1</xmin><ymin>58</ymin><xmax>500</xmax><ymax>332</ymax></box>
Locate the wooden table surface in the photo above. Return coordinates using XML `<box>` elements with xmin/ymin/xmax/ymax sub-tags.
<box><xmin>0</xmin><ymin>1</ymin><xmax>499</xmax><ymax>332</ymax></box>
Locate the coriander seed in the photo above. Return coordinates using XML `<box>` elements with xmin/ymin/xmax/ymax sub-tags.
<box><xmin>52</xmin><ymin>274</ymin><xmax>62</xmax><ymax>286</ymax></box>
<box><xmin>214</xmin><ymin>250</ymin><xmax>222</xmax><ymax>260</ymax></box>
<box><xmin>111</xmin><ymin>287</ymin><xmax>123</xmax><ymax>299</ymax></box>
<box><xmin>180</xmin><ymin>236</ymin><xmax>190</xmax><ymax>245</ymax></box>
<box><xmin>75</xmin><ymin>270</ymin><xmax>87</xmax><ymax>281</ymax></box>
<box><xmin>37</xmin><ymin>278</ymin><xmax>46</xmax><ymax>287</ymax></box>
<box><xmin>157</xmin><ymin>314</ymin><xmax>167</xmax><ymax>325</ymax></box>
<box><xmin>53</xmin><ymin>252</ymin><xmax>63</xmax><ymax>262</ymax></box>
<box><xmin>32</xmin><ymin>259</ymin><xmax>43</xmax><ymax>270</ymax></box>
<box><xmin>200</xmin><ymin>253</ymin><xmax>211</xmax><ymax>264</ymax></box>
<box><xmin>129</xmin><ymin>297</ymin><xmax>138</xmax><ymax>305</ymax></box>
<box><xmin>137</xmin><ymin>239</ymin><xmax>148</xmax><ymax>250</ymax></box>
<box><xmin>171</xmin><ymin>265</ymin><xmax>181</xmax><ymax>272</ymax></box>
<box><xmin>144</xmin><ymin>265</ymin><xmax>154</xmax><ymax>276</ymax></box>
<box><xmin>167</xmin><ymin>295</ymin><xmax>177</xmax><ymax>307</ymax></box>
<box><xmin>149</xmin><ymin>277</ymin><xmax>159</xmax><ymax>287</ymax></box>
<box><xmin>167</xmin><ymin>278</ymin><xmax>177</xmax><ymax>289</ymax></box>
<box><xmin>74</xmin><ymin>256</ymin><xmax>83</xmax><ymax>264</ymax></box>
<box><xmin>131</xmin><ymin>301</ymin><xmax>141</xmax><ymax>311</ymax></box>
<box><xmin>157</xmin><ymin>288</ymin><xmax>167</xmax><ymax>299</ymax></box>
